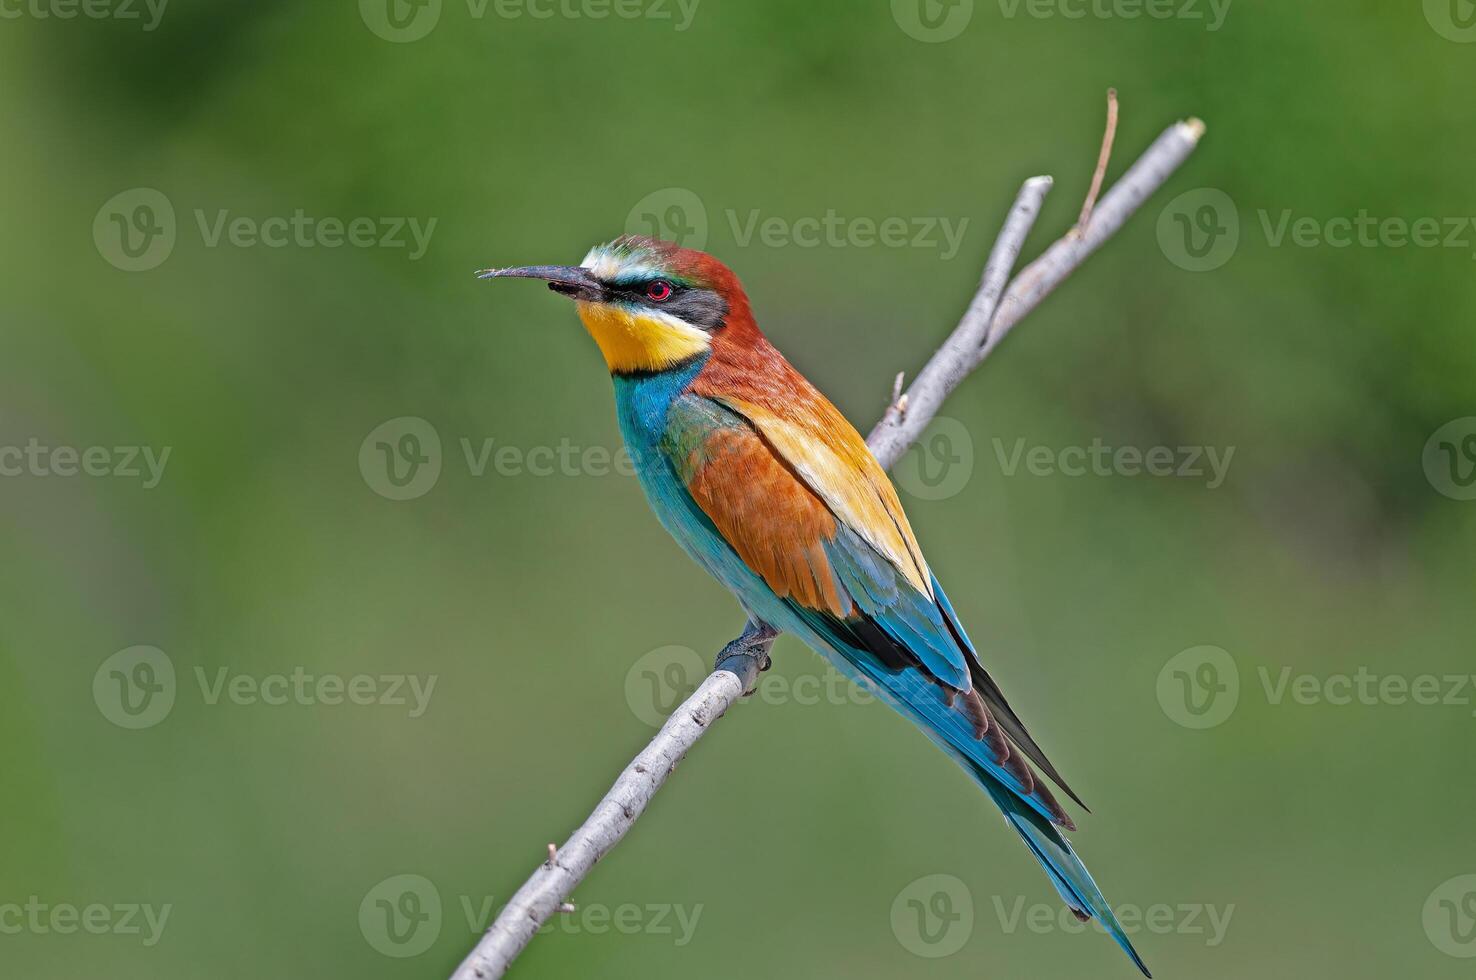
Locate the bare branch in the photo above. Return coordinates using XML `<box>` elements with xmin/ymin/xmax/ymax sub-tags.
<box><xmin>451</xmin><ymin>114</ymin><xmax>1205</xmax><ymax>980</ymax></box>
<box><xmin>977</xmin><ymin>118</ymin><xmax>1203</xmax><ymax>365</ymax></box>
<box><xmin>450</xmin><ymin>638</ymin><xmax>770</xmax><ymax>980</ymax></box>
<box><xmin>867</xmin><ymin>173</ymin><xmax>1053</xmax><ymax>470</ymax></box>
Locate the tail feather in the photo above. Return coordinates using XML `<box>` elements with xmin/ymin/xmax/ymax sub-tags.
<box><xmin>787</xmin><ymin>605</ymin><xmax>1149</xmax><ymax>974</ymax></box>
<box><xmin>979</xmin><ymin>771</ymin><xmax>1152</xmax><ymax>977</ymax></box>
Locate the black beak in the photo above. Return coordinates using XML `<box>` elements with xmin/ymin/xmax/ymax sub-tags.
<box><xmin>475</xmin><ymin>264</ymin><xmax>605</xmax><ymax>302</ymax></box>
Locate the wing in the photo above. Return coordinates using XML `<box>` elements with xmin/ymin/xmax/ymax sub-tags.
<box><xmin>704</xmin><ymin>388</ymin><xmax>1086</xmax><ymax>808</ymax></box>
<box><xmin>660</xmin><ymin>392</ymin><xmax>1083</xmax><ymax>824</ymax></box>
<box><xmin>711</xmin><ymin>392</ymin><xmax>934</xmax><ymax>599</ymax></box>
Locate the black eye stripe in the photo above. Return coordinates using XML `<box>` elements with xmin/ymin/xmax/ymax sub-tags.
<box><xmin>616</xmin><ymin>280</ymin><xmax>683</xmax><ymax>299</ymax></box>
<box><xmin>603</xmin><ymin>279</ymin><xmax>728</xmax><ymax>330</ymax></box>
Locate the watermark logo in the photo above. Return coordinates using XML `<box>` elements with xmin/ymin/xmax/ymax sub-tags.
<box><xmin>94</xmin><ymin>188</ymin><xmax>176</xmax><ymax>272</ymax></box>
<box><xmin>994</xmin><ymin>0</ymin><xmax>1231</xmax><ymax>30</ymax></box>
<box><xmin>891</xmin><ymin>873</ymin><xmax>973</xmax><ymax>957</ymax></box>
<box><xmin>0</xmin><ymin>440</ymin><xmax>171</xmax><ymax>488</ymax></box>
<box><xmin>625</xmin><ymin>645</ymin><xmax>706</xmax><ymax>727</ymax></box>
<box><xmin>359</xmin><ymin>0</ymin><xmax>443</xmax><ymax>41</ymax></box>
<box><xmin>461</xmin><ymin>436</ymin><xmax>638</xmax><ymax>478</ymax></box>
<box><xmin>0</xmin><ymin>0</ymin><xmax>169</xmax><ymax>30</ymax></box>
<box><xmin>1425</xmin><ymin>0</ymin><xmax>1476</xmax><ymax>42</ymax></box>
<box><xmin>893</xmin><ymin>417</ymin><xmax>974</xmax><ymax>501</ymax></box>
<box><xmin>93</xmin><ymin>189</ymin><xmax>436</xmax><ymax>271</ymax></box>
<box><xmin>727</xmin><ymin>210</ymin><xmax>968</xmax><ymax>259</ymax></box>
<box><xmin>459</xmin><ymin>894</ymin><xmax>702</xmax><ymax>941</ymax></box>
<box><xmin>360</xmin><ymin>874</ymin><xmax>442</xmax><ymax>957</ymax></box>
<box><xmin>1161</xmin><ymin>652</ymin><xmax>1476</xmax><ymax>727</ymax></box>
<box><xmin>623</xmin><ymin>188</ymin><xmax>969</xmax><ymax>258</ymax></box>
<box><xmin>358</xmin><ymin>875</ymin><xmax>701</xmax><ymax>953</ymax></box>
<box><xmin>1423</xmin><ymin>418</ymin><xmax>1476</xmax><ymax>501</ymax></box>
<box><xmin>1163</xmin><ymin>189</ymin><xmax>1476</xmax><ymax>269</ymax></box>
<box><xmin>622</xmin><ymin>645</ymin><xmax>876</xmax><ymax>726</ymax></box>
<box><xmin>1157</xmin><ymin>645</ymin><xmax>1239</xmax><ymax>729</ymax></box>
<box><xmin>991</xmin><ymin>896</ymin><xmax>1234</xmax><ymax>946</ymax></box>
<box><xmin>1258</xmin><ymin>209</ymin><xmax>1476</xmax><ymax>256</ymax></box>
<box><xmin>892</xmin><ymin>0</ymin><xmax>974</xmax><ymax>42</ymax></box>
<box><xmin>0</xmin><ymin>898</ymin><xmax>172</xmax><ymax>945</ymax></box>
<box><xmin>992</xmin><ymin>437</ymin><xmax>1233</xmax><ymax>488</ymax></box>
<box><xmin>1157</xmin><ymin>188</ymin><xmax>1239</xmax><ymax>272</ymax></box>
<box><xmin>364</xmin><ymin>424</ymin><xmax>649</xmax><ymax>494</ymax></box>
<box><xmin>94</xmin><ymin>650</ymin><xmax>436</xmax><ymax>726</ymax></box>
<box><xmin>361</xmin><ymin>0</ymin><xmax>699</xmax><ymax>41</ymax></box>
<box><xmin>626</xmin><ymin>187</ymin><xmax>709</xmax><ymax>251</ymax></box>
<box><xmin>195</xmin><ymin>667</ymin><xmax>437</xmax><ymax>716</ymax></box>
<box><xmin>360</xmin><ymin>417</ymin><xmax>443</xmax><ymax>500</ymax></box>
<box><xmin>1259</xmin><ymin>666</ymin><xmax>1476</xmax><ymax>713</ymax></box>
<box><xmin>1425</xmin><ymin>874</ymin><xmax>1476</xmax><ymax>957</ymax></box>
<box><xmin>93</xmin><ymin>646</ymin><xmax>176</xmax><ymax>730</ymax></box>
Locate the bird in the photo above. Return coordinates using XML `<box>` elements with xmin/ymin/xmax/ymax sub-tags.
<box><xmin>478</xmin><ymin>235</ymin><xmax>1149</xmax><ymax>976</ymax></box>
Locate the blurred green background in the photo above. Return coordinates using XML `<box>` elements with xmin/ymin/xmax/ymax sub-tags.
<box><xmin>3</xmin><ymin>1</ymin><xmax>1474</xmax><ymax>977</ymax></box>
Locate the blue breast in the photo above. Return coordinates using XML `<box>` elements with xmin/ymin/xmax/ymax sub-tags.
<box><xmin>610</xmin><ymin>359</ymin><xmax>707</xmax><ymax>458</ymax></box>
<box><xmin>609</xmin><ymin>360</ymin><xmax>771</xmax><ymax>610</ymax></box>
<box><xmin>607</xmin><ymin>361</ymin><xmax>886</xmax><ymax>692</ymax></box>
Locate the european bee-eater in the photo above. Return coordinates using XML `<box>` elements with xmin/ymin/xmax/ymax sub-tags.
<box><xmin>479</xmin><ymin>235</ymin><xmax>1148</xmax><ymax>975</ymax></box>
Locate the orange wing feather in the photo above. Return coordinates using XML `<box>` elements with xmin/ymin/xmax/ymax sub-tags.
<box><xmin>690</xmin><ymin>329</ymin><xmax>932</xmax><ymax>598</ymax></box>
<box><xmin>683</xmin><ymin>425</ymin><xmax>853</xmax><ymax>617</ymax></box>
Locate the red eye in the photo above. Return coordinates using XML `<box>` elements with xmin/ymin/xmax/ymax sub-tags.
<box><xmin>646</xmin><ymin>280</ymin><xmax>673</xmax><ymax>302</ymax></box>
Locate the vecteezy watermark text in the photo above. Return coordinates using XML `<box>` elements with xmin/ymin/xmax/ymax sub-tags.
<box><xmin>0</xmin><ymin>0</ymin><xmax>168</xmax><ymax>30</ymax></box>
<box><xmin>890</xmin><ymin>0</ymin><xmax>1231</xmax><ymax>43</ymax></box>
<box><xmin>0</xmin><ymin>440</ymin><xmax>170</xmax><ymax>488</ymax></box>
<box><xmin>889</xmin><ymin>873</ymin><xmax>1232</xmax><ymax>958</ymax></box>
<box><xmin>195</xmin><ymin>667</ymin><xmax>437</xmax><ymax>717</ymax></box>
<box><xmin>1157</xmin><ymin>646</ymin><xmax>1476</xmax><ymax>729</ymax></box>
<box><xmin>992</xmin><ymin>437</ymin><xmax>1234</xmax><ymax>489</ymax></box>
<box><xmin>625</xmin><ymin>187</ymin><xmax>970</xmax><ymax>258</ymax></box>
<box><xmin>990</xmin><ymin>895</ymin><xmax>1234</xmax><ymax>946</ymax></box>
<box><xmin>193</xmin><ymin>210</ymin><xmax>435</xmax><ymax>259</ymax></box>
<box><xmin>995</xmin><ymin>0</ymin><xmax>1231</xmax><ymax>29</ymax></box>
<box><xmin>624</xmin><ymin>644</ymin><xmax>874</xmax><ymax>727</ymax></box>
<box><xmin>726</xmin><ymin>210</ymin><xmax>969</xmax><ymax>261</ymax></box>
<box><xmin>359</xmin><ymin>0</ymin><xmax>700</xmax><ymax>43</ymax></box>
<box><xmin>1159</xmin><ymin>188</ymin><xmax>1476</xmax><ymax>271</ymax></box>
<box><xmin>460</xmin><ymin>436</ymin><xmax>638</xmax><ymax>478</ymax></box>
<box><xmin>357</xmin><ymin>874</ymin><xmax>701</xmax><ymax>958</ymax></box>
<box><xmin>93</xmin><ymin>188</ymin><xmax>436</xmax><ymax>272</ymax></box>
<box><xmin>92</xmin><ymin>646</ymin><xmax>438</xmax><ymax>729</ymax></box>
<box><xmin>0</xmin><ymin>898</ymin><xmax>171</xmax><ymax>946</ymax></box>
<box><xmin>359</xmin><ymin>417</ymin><xmax>649</xmax><ymax>501</ymax></box>
<box><xmin>457</xmin><ymin>895</ymin><xmax>702</xmax><ymax>942</ymax></box>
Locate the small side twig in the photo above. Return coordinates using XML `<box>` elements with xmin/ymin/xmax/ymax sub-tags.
<box><xmin>1076</xmin><ymin>88</ymin><xmax>1119</xmax><ymax>233</ymax></box>
<box><xmin>879</xmin><ymin>371</ymin><xmax>909</xmax><ymax>427</ymax></box>
<box><xmin>450</xmin><ymin>113</ymin><xmax>1205</xmax><ymax>980</ymax></box>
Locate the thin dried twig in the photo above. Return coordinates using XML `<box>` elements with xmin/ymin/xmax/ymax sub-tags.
<box><xmin>1076</xmin><ymin>88</ymin><xmax>1120</xmax><ymax>233</ymax></box>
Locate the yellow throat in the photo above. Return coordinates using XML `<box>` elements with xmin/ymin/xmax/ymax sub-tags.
<box><xmin>575</xmin><ymin>301</ymin><xmax>711</xmax><ymax>374</ymax></box>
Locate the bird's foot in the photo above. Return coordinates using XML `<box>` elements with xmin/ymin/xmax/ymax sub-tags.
<box><xmin>715</xmin><ymin>620</ymin><xmax>779</xmax><ymax>695</ymax></box>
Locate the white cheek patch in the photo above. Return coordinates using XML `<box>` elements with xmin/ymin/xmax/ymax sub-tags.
<box><xmin>623</xmin><ymin>305</ymin><xmax>710</xmax><ymax>344</ymax></box>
